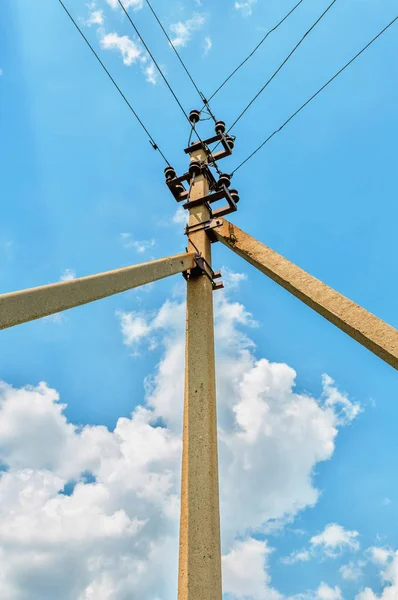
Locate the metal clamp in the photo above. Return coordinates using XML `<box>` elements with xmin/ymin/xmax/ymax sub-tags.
<box><xmin>183</xmin><ymin>242</ymin><xmax>224</xmax><ymax>291</ymax></box>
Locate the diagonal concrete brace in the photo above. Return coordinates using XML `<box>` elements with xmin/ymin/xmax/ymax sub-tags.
<box><xmin>213</xmin><ymin>219</ymin><xmax>398</xmax><ymax>371</ymax></box>
<box><xmin>0</xmin><ymin>253</ymin><xmax>195</xmax><ymax>330</ymax></box>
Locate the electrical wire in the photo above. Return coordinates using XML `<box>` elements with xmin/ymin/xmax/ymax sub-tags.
<box><xmin>231</xmin><ymin>15</ymin><xmax>398</xmax><ymax>175</ymax></box>
<box><xmin>205</xmin><ymin>0</ymin><xmax>306</xmax><ymax>105</ymax></box>
<box><xmin>227</xmin><ymin>0</ymin><xmax>337</xmax><ymax>134</ymax></box>
<box><xmin>116</xmin><ymin>0</ymin><xmax>192</xmax><ymax>124</ymax></box>
<box><xmin>143</xmin><ymin>0</ymin><xmax>217</xmax><ymax>123</ymax></box>
<box><xmin>117</xmin><ymin>0</ymin><xmax>221</xmax><ymax>173</ymax></box>
<box><xmin>58</xmin><ymin>0</ymin><xmax>170</xmax><ymax>164</ymax></box>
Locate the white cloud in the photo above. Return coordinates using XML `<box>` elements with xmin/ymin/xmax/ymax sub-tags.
<box><xmin>283</xmin><ymin>523</ymin><xmax>360</xmax><ymax>565</ymax></box>
<box><xmin>85</xmin><ymin>4</ymin><xmax>104</xmax><ymax>27</ymax></box>
<box><xmin>170</xmin><ymin>14</ymin><xmax>205</xmax><ymax>48</ymax></box>
<box><xmin>172</xmin><ymin>206</ymin><xmax>189</xmax><ymax>225</ymax></box>
<box><xmin>0</xmin><ymin>282</ymin><xmax>361</xmax><ymax>598</ymax></box>
<box><xmin>281</xmin><ymin>550</ymin><xmax>311</xmax><ymax>565</ymax></box>
<box><xmin>368</xmin><ymin>547</ymin><xmax>394</xmax><ymax>566</ymax></box>
<box><xmin>356</xmin><ymin>551</ymin><xmax>398</xmax><ymax>600</ymax></box>
<box><xmin>235</xmin><ymin>0</ymin><xmax>257</xmax><ymax>17</ymax></box>
<box><xmin>144</xmin><ymin>62</ymin><xmax>157</xmax><ymax>85</ymax></box>
<box><xmin>60</xmin><ymin>268</ymin><xmax>76</xmax><ymax>282</ymax></box>
<box><xmin>310</xmin><ymin>523</ymin><xmax>360</xmax><ymax>557</ymax></box>
<box><xmin>223</xmin><ymin>538</ymin><xmax>281</xmax><ymax>600</ymax></box>
<box><xmin>100</xmin><ymin>33</ymin><xmax>142</xmax><ymax>66</ymax></box>
<box><xmin>203</xmin><ymin>36</ymin><xmax>212</xmax><ymax>55</ymax></box>
<box><xmin>106</xmin><ymin>0</ymin><xmax>143</xmax><ymax>9</ymax></box>
<box><xmin>120</xmin><ymin>233</ymin><xmax>157</xmax><ymax>253</ymax></box>
<box><xmin>340</xmin><ymin>561</ymin><xmax>365</xmax><ymax>581</ymax></box>
<box><xmin>316</xmin><ymin>583</ymin><xmax>343</xmax><ymax>600</ymax></box>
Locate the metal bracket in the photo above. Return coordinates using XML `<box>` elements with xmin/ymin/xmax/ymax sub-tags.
<box><xmin>183</xmin><ymin>184</ymin><xmax>238</xmax><ymax>218</ymax></box>
<box><xmin>183</xmin><ymin>246</ymin><xmax>224</xmax><ymax>291</ymax></box>
<box><xmin>184</xmin><ymin>218</ymin><xmax>223</xmax><ymax>237</ymax></box>
<box><xmin>184</xmin><ymin>132</ymin><xmax>233</xmax><ymax>162</ymax></box>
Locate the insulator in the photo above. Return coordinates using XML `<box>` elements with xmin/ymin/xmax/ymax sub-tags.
<box><xmin>174</xmin><ymin>183</ymin><xmax>185</xmax><ymax>196</ymax></box>
<box><xmin>189</xmin><ymin>109</ymin><xmax>200</xmax><ymax>125</ymax></box>
<box><xmin>217</xmin><ymin>173</ymin><xmax>231</xmax><ymax>189</ymax></box>
<box><xmin>230</xmin><ymin>188</ymin><xmax>240</xmax><ymax>204</ymax></box>
<box><xmin>164</xmin><ymin>166</ymin><xmax>176</xmax><ymax>182</ymax></box>
<box><xmin>215</xmin><ymin>120</ymin><xmax>226</xmax><ymax>135</ymax></box>
<box><xmin>226</xmin><ymin>136</ymin><xmax>235</xmax><ymax>151</ymax></box>
<box><xmin>189</xmin><ymin>160</ymin><xmax>202</xmax><ymax>178</ymax></box>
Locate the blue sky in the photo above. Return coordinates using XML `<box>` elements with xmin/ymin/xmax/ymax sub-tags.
<box><xmin>0</xmin><ymin>0</ymin><xmax>398</xmax><ymax>598</ymax></box>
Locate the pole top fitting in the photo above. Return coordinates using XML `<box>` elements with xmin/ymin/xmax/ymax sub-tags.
<box><xmin>217</xmin><ymin>173</ymin><xmax>232</xmax><ymax>189</ymax></box>
<box><xmin>189</xmin><ymin>109</ymin><xmax>201</xmax><ymax>125</ymax></box>
<box><xmin>215</xmin><ymin>120</ymin><xmax>226</xmax><ymax>135</ymax></box>
<box><xmin>164</xmin><ymin>166</ymin><xmax>177</xmax><ymax>181</ymax></box>
<box><xmin>189</xmin><ymin>160</ymin><xmax>202</xmax><ymax>178</ymax></box>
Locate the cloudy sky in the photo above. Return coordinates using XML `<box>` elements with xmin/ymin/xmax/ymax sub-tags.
<box><xmin>0</xmin><ymin>0</ymin><xmax>398</xmax><ymax>598</ymax></box>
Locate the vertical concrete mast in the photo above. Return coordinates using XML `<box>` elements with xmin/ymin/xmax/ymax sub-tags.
<box><xmin>178</xmin><ymin>145</ymin><xmax>222</xmax><ymax>600</ymax></box>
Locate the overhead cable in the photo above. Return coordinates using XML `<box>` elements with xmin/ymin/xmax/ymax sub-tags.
<box><xmin>58</xmin><ymin>0</ymin><xmax>170</xmax><ymax>164</ymax></box>
<box><xmin>231</xmin><ymin>15</ymin><xmax>398</xmax><ymax>175</ymax></box>
<box><xmin>116</xmin><ymin>0</ymin><xmax>221</xmax><ymax>172</ymax></box>
<box><xmin>205</xmin><ymin>0</ymin><xmax>306</xmax><ymax>104</ymax></box>
<box><xmin>227</xmin><ymin>0</ymin><xmax>337</xmax><ymax>134</ymax></box>
<box><xmin>143</xmin><ymin>0</ymin><xmax>217</xmax><ymax>123</ymax></box>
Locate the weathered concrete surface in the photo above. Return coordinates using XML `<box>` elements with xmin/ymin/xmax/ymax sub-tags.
<box><xmin>0</xmin><ymin>253</ymin><xmax>195</xmax><ymax>330</ymax></box>
<box><xmin>215</xmin><ymin>219</ymin><xmax>398</xmax><ymax>370</ymax></box>
<box><xmin>178</xmin><ymin>149</ymin><xmax>222</xmax><ymax>600</ymax></box>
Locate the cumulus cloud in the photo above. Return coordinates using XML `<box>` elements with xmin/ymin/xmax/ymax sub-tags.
<box><xmin>170</xmin><ymin>14</ymin><xmax>205</xmax><ymax>48</ymax></box>
<box><xmin>203</xmin><ymin>35</ymin><xmax>212</xmax><ymax>55</ymax></box>
<box><xmin>100</xmin><ymin>33</ymin><xmax>142</xmax><ymax>66</ymax></box>
<box><xmin>356</xmin><ymin>551</ymin><xmax>398</xmax><ymax>600</ymax></box>
<box><xmin>310</xmin><ymin>523</ymin><xmax>360</xmax><ymax>557</ymax></box>
<box><xmin>316</xmin><ymin>583</ymin><xmax>343</xmax><ymax>600</ymax></box>
<box><xmin>59</xmin><ymin>268</ymin><xmax>76</xmax><ymax>282</ymax></box>
<box><xmin>340</xmin><ymin>560</ymin><xmax>365</xmax><ymax>581</ymax></box>
<box><xmin>281</xmin><ymin>522</ymin><xmax>360</xmax><ymax>565</ymax></box>
<box><xmin>368</xmin><ymin>546</ymin><xmax>394</xmax><ymax>566</ymax></box>
<box><xmin>172</xmin><ymin>206</ymin><xmax>189</xmax><ymax>225</ymax></box>
<box><xmin>235</xmin><ymin>0</ymin><xmax>257</xmax><ymax>17</ymax></box>
<box><xmin>120</xmin><ymin>233</ymin><xmax>157</xmax><ymax>253</ymax></box>
<box><xmin>106</xmin><ymin>0</ymin><xmax>143</xmax><ymax>9</ymax></box>
<box><xmin>0</xmin><ymin>282</ymin><xmax>361</xmax><ymax>598</ymax></box>
<box><xmin>223</xmin><ymin>538</ymin><xmax>281</xmax><ymax>600</ymax></box>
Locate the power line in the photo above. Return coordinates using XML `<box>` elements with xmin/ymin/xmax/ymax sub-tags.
<box><xmin>58</xmin><ymin>0</ymin><xmax>170</xmax><ymax>164</ymax></box>
<box><xmin>116</xmin><ymin>0</ymin><xmax>221</xmax><ymax>173</ymax></box>
<box><xmin>143</xmin><ymin>0</ymin><xmax>217</xmax><ymax>123</ymax></box>
<box><xmin>116</xmin><ymin>0</ymin><xmax>191</xmax><ymax>124</ymax></box>
<box><xmin>206</xmin><ymin>0</ymin><xmax>306</xmax><ymax>105</ymax></box>
<box><xmin>227</xmin><ymin>0</ymin><xmax>337</xmax><ymax>134</ymax></box>
<box><xmin>231</xmin><ymin>15</ymin><xmax>398</xmax><ymax>175</ymax></box>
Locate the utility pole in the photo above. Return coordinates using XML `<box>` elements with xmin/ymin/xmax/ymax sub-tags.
<box><xmin>178</xmin><ymin>145</ymin><xmax>222</xmax><ymax>600</ymax></box>
<box><xmin>3</xmin><ymin>107</ymin><xmax>398</xmax><ymax>600</ymax></box>
<box><xmin>164</xmin><ymin>110</ymin><xmax>239</xmax><ymax>599</ymax></box>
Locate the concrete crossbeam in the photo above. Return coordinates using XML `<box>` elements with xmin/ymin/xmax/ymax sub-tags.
<box><xmin>0</xmin><ymin>253</ymin><xmax>195</xmax><ymax>330</ymax></box>
<box><xmin>215</xmin><ymin>219</ymin><xmax>398</xmax><ymax>370</ymax></box>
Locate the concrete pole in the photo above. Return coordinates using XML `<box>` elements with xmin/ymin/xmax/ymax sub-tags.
<box><xmin>178</xmin><ymin>148</ymin><xmax>222</xmax><ymax>600</ymax></box>
<box><xmin>214</xmin><ymin>219</ymin><xmax>398</xmax><ymax>370</ymax></box>
<box><xmin>0</xmin><ymin>253</ymin><xmax>195</xmax><ymax>330</ymax></box>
